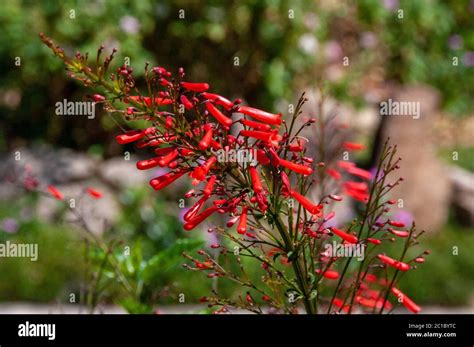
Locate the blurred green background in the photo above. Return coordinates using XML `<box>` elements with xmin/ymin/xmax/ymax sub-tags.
<box><xmin>0</xmin><ymin>0</ymin><xmax>473</xmax><ymax>312</ymax></box>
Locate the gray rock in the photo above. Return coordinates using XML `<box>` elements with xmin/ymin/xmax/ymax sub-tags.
<box><xmin>448</xmin><ymin>166</ymin><xmax>474</xmax><ymax>227</ymax></box>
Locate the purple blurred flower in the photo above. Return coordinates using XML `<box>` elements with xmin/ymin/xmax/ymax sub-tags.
<box><xmin>383</xmin><ymin>0</ymin><xmax>399</xmax><ymax>11</ymax></box>
<box><xmin>393</xmin><ymin>210</ymin><xmax>414</xmax><ymax>227</ymax></box>
<box><xmin>448</xmin><ymin>35</ymin><xmax>463</xmax><ymax>50</ymax></box>
<box><xmin>463</xmin><ymin>51</ymin><xmax>474</xmax><ymax>66</ymax></box>
<box><xmin>205</xmin><ymin>228</ymin><xmax>219</xmax><ymax>247</ymax></box>
<box><xmin>179</xmin><ymin>208</ymin><xmax>188</xmax><ymax>223</ymax></box>
<box><xmin>120</xmin><ymin>16</ymin><xmax>140</xmax><ymax>34</ymax></box>
<box><xmin>1</xmin><ymin>218</ymin><xmax>19</xmax><ymax>234</ymax></box>
<box><xmin>324</xmin><ymin>41</ymin><xmax>343</xmax><ymax>62</ymax></box>
<box><xmin>360</xmin><ymin>32</ymin><xmax>378</xmax><ymax>49</ymax></box>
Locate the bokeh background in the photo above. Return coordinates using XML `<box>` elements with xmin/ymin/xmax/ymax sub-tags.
<box><xmin>0</xmin><ymin>0</ymin><xmax>472</xmax><ymax>313</ymax></box>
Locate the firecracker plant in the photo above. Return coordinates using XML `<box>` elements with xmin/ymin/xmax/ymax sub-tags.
<box><xmin>39</xmin><ymin>33</ymin><xmax>428</xmax><ymax>314</ymax></box>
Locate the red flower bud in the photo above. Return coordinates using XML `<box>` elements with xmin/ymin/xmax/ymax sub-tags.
<box><xmin>47</xmin><ymin>185</ymin><xmax>63</xmax><ymax>200</ymax></box>
<box><xmin>92</xmin><ymin>94</ymin><xmax>105</xmax><ymax>102</ymax></box>
<box><xmin>86</xmin><ymin>187</ymin><xmax>102</xmax><ymax>199</ymax></box>
<box><xmin>180</xmin><ymin>95</ymin><xmax>194</xmax><ymax>109</ymax></box>
<box><xmin>181</xmin><ymin>82</ymin><xmax>210</xmax><ymax>92</ymax></box>
<box><xmin>367</xmin><ymin>238</ymin><xmax>382</xmax><ymax>245</ymax></box>
<box><xmin>289</xmin><ymin>190</ymin><xmax>322</xmax><ymax>215</ymax></box>
<box><xmin>183</xmin><ymin>205</ymin><xmax>218</xmax><ymax>231</ymax></box>
<box><xmin>330</xmin><ymin>227</ymin><xmax>358</xmax><ymax>244</ymax></box>
<box><xmin>377</xmin><ymin>254</ymin><xmax>410</xmax><ymax>271</ymax></box>
<box><xmin>206</xmin><ymin>102</ymin><xmax>233</xmax><ymax>127</ymax></box>
<box><xmin>191</xmin><ymin>156</ymin><xmax>217</xmax><ymax>183</ymax></box>
<box><xmin>150</xmin><ymin>170</ymin><xmax>185</xmax><ymax>190</ymax></box>
<box><xmin>239</xmin><ymin>118</ymin><xmax>272</xmax><ymax>131</ymax></box>
<box><xmin>201</xmin><ymin>92</ymin><xmax>233</xmax><ymax>110</ymax></box>
<box><xmin>326</xmin><ymin>168</ymin><xmax>342</xmax><ymax>180</ymax></box>
<box><xmin>391</xmin><ymin>287</ymin><xmax>421</xmax><ymax>313</ymax></box>
<box><xmin>116</xmin><ymin>127</ymin><xmax>155</xmax><ymax>145</ymax></box>
<box><xmin>203</xmin><ymin>175</ymin><xmax>216</xmax><ymax>197</ymax></box>
<box><xmin>158</xmin><ymin>149</ymin><xmax>179</xmax><ymax>167</ymax></box>
<box><xmin>316</xmin><ymin>269</ymin><xmax>339</xmax><ymax>280</ymax></box>
<box><xmin>390</xmin><ymin>229</ymin><xmax>409</xmax><ymax>238</ymax></box>
<box><xmin>184</xmin><ymin>196</ymin><xmax>208</xmax><ymax>221</ymax></box>
<box><xmin>199</xmin><ymin>127</ymin><xmax>213</xmax><ymax>151</ymax></box>
<box><xmin>279</xmin><ymin>159</ymin><xmax>313</xmax><ymax>176</ymax></box>
<box><xmin>249</xmin><ymin>166</ymin><xmax>263</xmax><ymax>193</ymax></box>
<box><xmin>237</xmin><ymin>106</ymin><xmax>282</xmax><ymax>125</ymax></box>
<box><xmin>347</xmin><ymin>166</ymin><xmax>372</xmax><ymax>180</ymax></box>
<box><xmin>388</xmin><ymin>220</ymin><xmax>405</xmax><ymax>228</ymax></box>
<box><xmin>237</xmin><ymin>206</ymin><xmax>248</xmax><ymax>234</ymax></box>
<box><xmin>343</xmin><ymin>142</ymin><xmax>365</xmax><ymax>151</ymax></box>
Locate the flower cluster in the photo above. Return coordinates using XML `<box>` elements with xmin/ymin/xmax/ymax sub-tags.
<box><xmin>40</xmin><ymin>33</ymin><xmax>427</xmax><ymax>314</ymax></box>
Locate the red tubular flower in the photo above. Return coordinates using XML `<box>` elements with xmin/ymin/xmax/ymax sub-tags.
<box><xmin>203</xmin><ymin>175</ymin><xmax>216</xmax><ymax>197</ymax></box>
<box><xmin>343</xmin><ymin>142</ymin><xmax>365</xmax><ymax>151</ymax></box>
<box><xmin>184</xmin><ymin>196</ymin><xmax>208</xmax><ymax>221</ymax></box>
<box><xmin>240</xmin><ymin>118</ymin><xmax>272</xmax><ymax>131</ymax></box>
<box><xmin>127</xmin><ymin>96</ymin><xmax>172</xmax><ymax>106</ymax></box>
<box><xmin>180</xmin><ymin>95</ymin><xmax>194</xmax><ymax>109</ymax></box>
<box><xmin>256</xmin><ymin>149</ymin><xmax>270</xmax><ymax>165</ymax></box>
<box><xmin>347</xmin><ymin>166</ymin><xmax>372</xmax><ymax>180</ymax></box>
<box><xmin>390</xmin><ymin>229</ymin><xmax>409</xmax><ymax>238</ymax></box>
<box><xmin>316</xmin><ymin>269</ymin><xmax>339</xmax><ymax>280</ymax></box>
<box><xmin>199</xmin><ymin>127</ymin><xmax>213</xmax><ymax>150</ymax></box>
<box><xmin>191</xmin><ymin>156</ymin><xmax>217</xmax><ymax>183</ymax></box>
<box><xmin>279</xmin><ymin>158</ymin><xmax>313</xmax><ymax>176</ymax></box>
<box><xmin>116</xmin><ymin>128</ymin><xmax>155</xmax><ymax>145</ymax></box>
<box><xmin>326</xmin><ymin>168</ymin><xmax>341</xmax><ymax>180</ymax></box>
<box><xmin>183</xmin><ymin>205</ymin><xmax>219</xmax><ymax>231</ymax></box>
<box><xmin>367</xmin><ymin>238</ymin><xmax>382</xmax><ymax>245</ymax></box>
<box><xmin>377</xmin><ymin>254</ymin><xmax>410</xmax><ymax>271</ymax></box>
<box><xmin>356</xmin><ymin>296</ymin><xmax>392</xmax><ymax>310</ymax></box>
<box><xmin>330</xmin><ymin>227</ymin><xmax>359</xmax><ymax>244</ymax></box>
<box><xmin>205</xmin><ymin>102</ymin><xmax>233</xmax><ymax>127</ymax></box>
<box><xmin>158</xmin><ymin>149</ymin><xmax>179</xmax><ymax>167</ymax></box>
<box><xmin>240</xmin><ymin>130</ymin><xmax>273</xmax><ymax>142</ymax></box>
<box><xmin>201</xmin><ymin>92</ymin><xmax>233</xmax><ymax>110</ymax></box>
<box><xmin>338</xmin><ymin>161</ymin><xmax>355</xmax><ymax>170</ymax></box>
<box><xmin>47</xmin><ymin>185</ymin><xmax>63</xmax><ymax>200</ymax></box>
<box><xmin>289</xmin><ymin>190</ymin><xmax>322</xmax><ymax>215</ymax></box>
<box><xmin>165</xmin><ymin>116</ymin><xmax>174</xmax><ymax>129</ymax></box>
<box><xmin>137</xmin><ymin>157</ymin><xmax>162</xmax><ymax>170</ymax></box>
<box><xmin>150</xmin><ymin>170</ymin><xmax>185</xmax><ymax>190</ymax></box>
<box><xmin>288</xmin><ymin>139</ymin><xmax>304</xmax><ymax>152</ymax></box>
<box><xmin>388</xmin><ymin>220</ymin><xmax>405</xmax><ymax>228</ymax></box>
<box><xmin>332</xmin><ymin>298</ymin><xmax>350</xmax><ymax>313</ymax></box>
<box><xmin>343</xmin><ymin>181</ymin><xmax>369</xmax><ymax>202</ymax></box>
<box><xmin>237</xmin><ymin>106</ymin><xmax>282</xmax><ymax>125</ymax></box>
<box><xmin>249</xmin><ymin>166</ymin><xmax>263</xmax><ymax>193</ymax></box>
<box><xmin>237</xmin><ymin>206</ymin><xmax>248</xmax><ymax>234</ymax></box>
<box><xmin>86</xmin><ymin>187</ymin><xmax>102</xmax><ymax>199</ymax></box>
<box><xmin>181</xmin><ymin>82</ymin><xmax>210</xmax><ymax>92</ymax></box>
<box><xmin>391</xmin><ymin>287</ymin><xmax>421</xmax><ymax>313</ymax></box>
